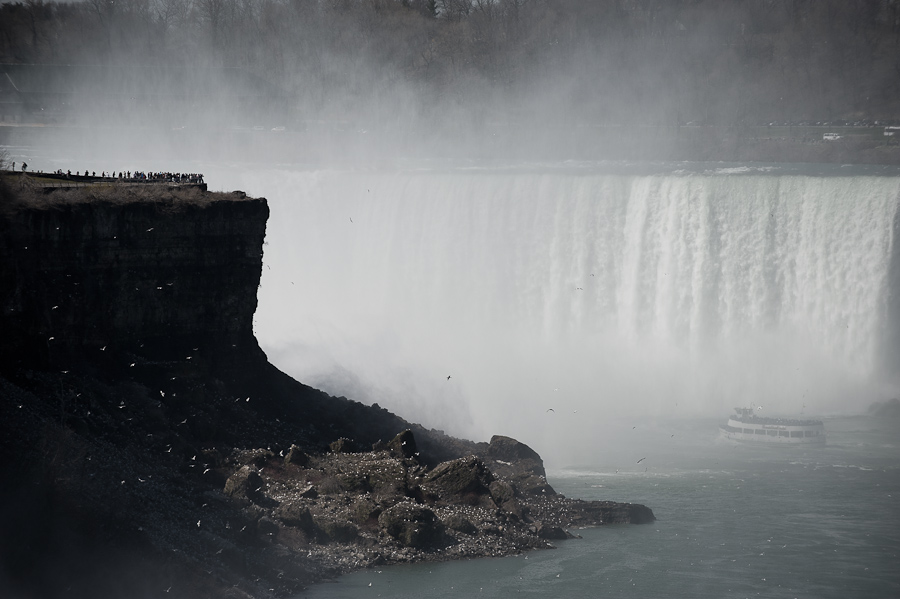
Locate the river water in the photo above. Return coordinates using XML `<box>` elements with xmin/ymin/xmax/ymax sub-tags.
<box><xmin>297</xmin><ymin>416</ymin><xmax>899</xmax><ymax>599</ymax></box>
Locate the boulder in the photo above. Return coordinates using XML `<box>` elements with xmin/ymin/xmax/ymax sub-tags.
<box><xmin>386</xmin><ymin>429</ymin><xmax>418</xmax><ymax>459</ymax></box>
<box><xmin>535</xmin><ymin>523</ymin><xmax>569</xmax><ymax>540</ymax></box>
<box><xmin>487</xmin><ymin>435</ymin><xmax>546</xmax><ymax>477</ymax></box>
<box><xmin>335</xmin><ymin>472</ymin><xmax>372</xmax><ymax>494</ymax></box>
<box><xmin>224</xmin><ymin>465</ymin><xmax>265</xmax><ymax>501</ymax></box>
<box><xmin>298</xmin><ymin>484</ymin><xmax>318</xmax><ymax>499</ymax></box>
<box><xmin>351</xmin><ymin>496</ymin><xmax>382</xmax><ymax>525</ymax></box>
<box><xmin>274</xmin><ymin>501</ymin><xmax>315</xmax><ymax>531</ymax></box>
<box><xmin>284</xmin><ymin>444</ymin><xmax>310</xmax><ymax>467</ymax></box>
<box><xmin>423</xmin><ymin>456</ymin><xmax>493</xmax><ymax>505</ymax></box>
<box><xmin>329</xmin><ymin>437</ymin><xmax>355</xmax><ymax>453</ymax></box>
<box><xmin>362</xmin><ymin>457</ymin><xmax>409</xmax><ymax>498</ymax></box>
<box><xmin>377</xmin><ymin>502</ymin><xmax>444</xmax><ymax>548</ymax></box>
<box><xmin>569</xmin><ymin>500</ymin><xmax>657</xmax><ymax>525</ymax></box>
<box><xmin>257</xmin><ymin>516</ymin><xmax>280</xmax><ymax>537</ymax></box>
<box><xmin>443</xmin><ymin>514</ymin><xmax>477</xmax><ymax>535</ymax></box>
<box><xmin>489</xmin><ymin>479</ymin><xmax>525</xmax><ymax>520</ymax></box>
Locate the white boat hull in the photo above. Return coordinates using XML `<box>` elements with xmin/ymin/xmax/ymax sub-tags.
<box><xmin>719</xmin><ymin>417</ymin><xmax>826</xmax><ymax>445</ymax></box>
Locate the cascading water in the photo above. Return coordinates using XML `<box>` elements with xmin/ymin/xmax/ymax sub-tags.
<box><xmin>213</xmin><ymin>164</ymin><xmax>900</xmax><ymax>462</ymax></box>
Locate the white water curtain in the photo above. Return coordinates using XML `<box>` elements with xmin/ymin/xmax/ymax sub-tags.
<box><xmin>216</xmin><ymin>166</ymin><xmax>899</xmax><ymax>452</ymax></box>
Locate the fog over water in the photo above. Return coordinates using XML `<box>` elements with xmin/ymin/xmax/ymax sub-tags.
<box><xmin>203</xmin><ymin>163</ymin><xmax>900</xmax><ymax>466</ymax></box>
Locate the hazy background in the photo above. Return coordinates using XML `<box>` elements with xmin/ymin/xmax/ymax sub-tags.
<box><xmin>3</xmin><ymin>0</ymin><xmax>900</xmax><ymax>163</ymax></box>
<box><xmin>3</xmin><ymin>1</ymin><xmax>900</xmax><ymax>465</ymax></box>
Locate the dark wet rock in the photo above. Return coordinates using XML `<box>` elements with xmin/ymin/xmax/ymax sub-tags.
<box><xmin>365</xmin><ymin>458</ymin><xmax>410</xmax><ymax>498</ymax></box>
<box><xmin>335</xmin><ymin>472</ymin><xmax>372</xmax><ymax>494</ymax></box>
<box><xmin>386</xmin><ymin>429</ymin><xmax>418</xmax><ymax>459</ymax></box>
<box><xmin>351</xmin><ymin>497</ymin><xmax>381</xmax><ymax>525</ymax></box>
<box><xmin>257</xmin><ymin>516</ymin><xmax>280</xmax><ymax>537</ymax></box>
<box><xmin>488</xmin><ymin>479</ymin><xmax>516</xmax><ymax>504</ymax></box>
<box><xmin>484</xmin><ymin>435</ymin><xmax>556</xmax><ymax>497</ymax></box>
<box><xmin>285</xmin><ymin>444</ymin><xmax>311</xmax><ymax>467</ymax></box>
<box><xmin>423</xmin><ymin>456</ymin><xmax>494</xmax><ymax>506</ymax></box>
<box><xmin>378</xmin><ymin>502</ymin><xmax>444</xmax><ymax>548</ymax></box>
<box><xmin>224</xmin><ymin>466</ymin><xmax>266</xmax><ymax>501</ymax></box>
<box><xmin>566</xmin><ymin>500</ymin><xmax>657</xmax><ymax>525</ymax></box>
<box><xmin>316</xmin><ymin>520</ymin><xmax>359</xmax><ymax>543</ymax></box>
<box><xmin>298</xmin><ymin>484</ymin><xmax>319</xmax><ymax>499</ymax></box>
<box><xmin>443</xmin><ymin>514</ymin><xmax>478</xmax><ymax>535</ymax></box>
<box><xmin>489</xmin><ymin>479</ymin><xmax>525</xmax><ymax>520</ymax></box>
<box><xmin>487</xmin><ymin>435</ymin><xmax>545</xmax><ymax>476</ymax></box>
<box><xmin>329</xmin><ymin>437</ymin><xmax>355</xmax><ymax>453</ymax></box>
<box><xmin>535</xmin><ymin>523</ymin><xmax>569</xmax><ymax>540</ymax></box>
<box><xmin>274</xmin><ymin>501</ymin><xmax>315</xmax><ymax>531</ymax></box>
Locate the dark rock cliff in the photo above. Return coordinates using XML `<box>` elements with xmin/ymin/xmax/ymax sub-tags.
<box><xmin>0</xmin><ymin>182</ymin><xmax>654</xmax><ymax>599</ymax></box>
<box><xmin>0</xmin><ymin>190</ymin><xmax>266</xmax><ymax>371</ymax></box>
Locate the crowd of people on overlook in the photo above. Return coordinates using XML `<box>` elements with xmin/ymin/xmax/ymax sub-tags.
<box><xmin>51</xmin><ymin>169</ymin><xmax>204</xmax><ymax>184</ymax></box>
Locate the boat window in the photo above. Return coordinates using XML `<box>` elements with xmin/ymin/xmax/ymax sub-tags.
<box><xmin>779</xmin><ymin>431</ymin><xmax>789</xmax><ymax>437</ymax></box>
<box><xmin>743</xmin><ymin>429</ymin><xmax>754</xmax><ymax>434</ymax></box>
<box><xmin>790</xmin><ymin>431</ymin><xmax>802</xmax><ymax>437</ymax></box>
<box><xmin>755</xmin><ymin>429</ymin><xmax>766</xmax><ymax>434</ymax></box>
<box><xmin>767</xmin><ymin>430</ymin><xmax>777</xmax><ymax>436</ymax></box>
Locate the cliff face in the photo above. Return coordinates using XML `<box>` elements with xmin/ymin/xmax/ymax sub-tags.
<box><xmin>0</xmin><ymin>183</ymin><xmax>653</xmax><ymax>599</ymax></box>
<box><xmin>0</xmin><ymin>192</ymin><xmax>267</xmax><ymax>370</ymax></box>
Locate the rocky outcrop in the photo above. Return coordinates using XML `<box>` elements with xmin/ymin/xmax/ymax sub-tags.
<box><xmin>486</xmin><ymin>435</ymin><xmax>546</xmax><ymax>475</ymax></box>
<box><xmin>378</xmin><ymin>502</ymin><xmax>444</xmax><ymax>548</ymax></box>
<box><xmin>224</xmin><ymin>466</ymin><xmax>266</xmax><ymax>501</ymax></box>
<box><xmin>483</xmin><ymin>435</ymin><xmax>556</xmax><ymax>497</ymax></box>
<box><xmin>0</xmin><ymin>184</ymin><xmax>654</xmax><ymax>599</ymax></box>
<box><xmin>385</xmin><ymin>429</ymin><xmax>418</xmax><ymax>459</ymax></box>
<box><xmin>0</xmin><ymin>188</ymin><xmax>268</xmax><ymax>372</ymax></box>
<box><xmin>210</xmin><ymin>428</ymin><xmax>655</xmax><ymax>578</ymax></box>
<box><xmin>422</xmin><ymin>456</ymin><xmax>494</xmax><ymax>505</ymax></box>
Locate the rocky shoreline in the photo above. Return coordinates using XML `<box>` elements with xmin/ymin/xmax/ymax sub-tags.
<box><xmin>224</xmin><ymin>432</ymin><xmax>653</xmax><ymax>578</ymax></box>
<box><xmin>0</xmin><ymin>182</ymin><xmax>653</xmax><ymax>598</ymax></box>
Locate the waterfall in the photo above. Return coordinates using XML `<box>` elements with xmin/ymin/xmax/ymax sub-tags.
<box><xmin>217</xmin><ymin>165</ymin><xmax>900</xmax><ymax>449</ymax></box>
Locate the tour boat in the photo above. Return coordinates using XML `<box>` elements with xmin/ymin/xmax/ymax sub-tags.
<box><xmin>719</xmin><ymin>407</ymin><xmax>825</xmax><ymax>444</ymax></box>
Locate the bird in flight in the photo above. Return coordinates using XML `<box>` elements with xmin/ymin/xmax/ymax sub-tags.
<box><xmin>546</xmin><ymin>408</ymin><xmax>555</xmax><ymax>413</ymax></box>
<box><xmin>636</xmin><ymin>457</ymin><xmax>646</xmax><ymax>464</ymax></box>
<box><xmin>446</xmin><ymin>375</ymin><xmax>451</xmax><ymax>380</ymax></box>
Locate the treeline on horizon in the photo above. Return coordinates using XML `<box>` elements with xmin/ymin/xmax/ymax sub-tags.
<box><xmin>1</xmin><ymin>0</ymin><xmax>899</xmax><ymax>129</ymax></box>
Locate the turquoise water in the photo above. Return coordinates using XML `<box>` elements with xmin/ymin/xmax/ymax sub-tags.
<box><xmin>297</xmin><ymin>418</ymin><xmax>900</xmax><ymax>598</ymax></box>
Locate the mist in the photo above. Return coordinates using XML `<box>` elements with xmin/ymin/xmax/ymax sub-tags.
<box><xmin>4</xmin><ymin>1</ymin><xmax>900</xmax><ymax>163</ymax></box>
<box><xmin>4</xmin><ymin>1</ymin><xmax>900</xmax><ymax>466</ymax></box>
<box><xmin>191</xmin><ymin>165</ymin><xmax>899</xmax><ymax>466</ymax></box>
